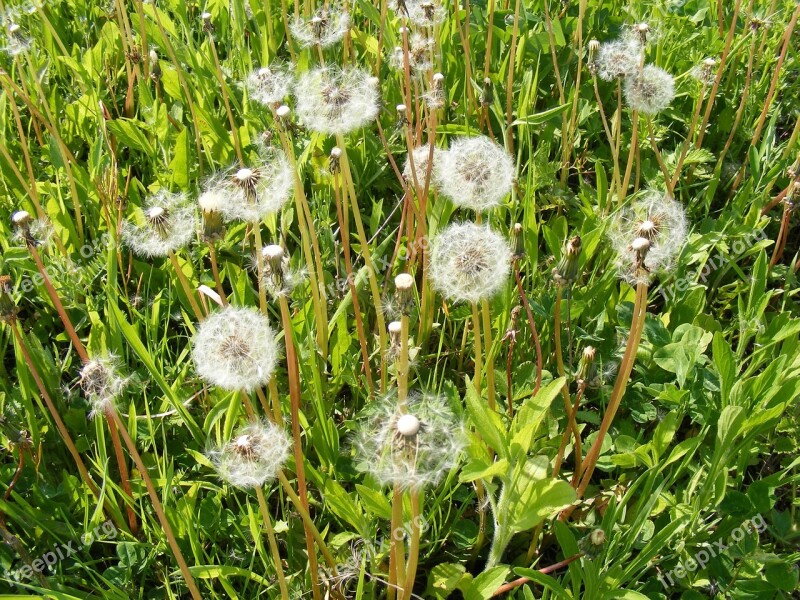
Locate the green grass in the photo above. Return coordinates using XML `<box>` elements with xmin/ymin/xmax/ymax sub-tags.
<box><xmin>1</xmin><ymin>0</ymin><xmax>799</xmax><ymax>598</ymax></box>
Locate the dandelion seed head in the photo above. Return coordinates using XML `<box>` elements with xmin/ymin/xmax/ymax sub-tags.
<box><xmin>192</xmin><ymin>306</ymin><xmax>279</xmax><ymax>392</ymax></box>
<box><xmin>609</xmin><ymin>191</ymin><xmax>688</xmax><ymax>284</ymax></box>
<box><xmin>354</xmin><ymin>390</ymin><xmax>464</xmax><ymax>490</ymax></box>
<box><xmin>80</xmin><ymin>357</ymin><xmax>128</xmax><ymax>418</ymax></box>
<box><xmin>403</xmin><ymin>145</ymin><xmax>439</xmax><ymax>184</ymax></box>
<box><xmin>391</xmin><ymin>0</ymin><xmax>446</xmax><ymax>27</ymax></box>
<box><xmin>390</xmin><ymin>33</ymin><xmax>435</xmax><ymax>74</ymax></box>
<box><xmin>121</xmin><ymin>190</ymin><xmax>196</xmax><ymax>257</ymax></box>
<box><xmin>203</xmin><ymin>154</ymin><xmax>293</xmax><ymax>223</ymax></box>
<box><xmin>595</xmin><ymin>36</ymin><xmax>643</xmax><ymax>81</ymax></box>
<box><xmin>290</xmin><ymin>8</ymin><xmax>350</xmax><ymax>48</ymax></box>
<box><xmin>691</xmin><ymin>57</ymin><xmax>717</xmax><ymax>86</ymax></box>
<box><xmin>434</xmin><ymin>136</ymin><xmax>515</xmax><ymax>211</ymax></box>
<box><xmin>623</xmin><ymin>64</ymin><xmax>675</xmax><ymax>115</ymax></box>
<box><xmin>295</xmin><ymin>67</ymin><xmax>379</xmax><ymax>135</ymax></box>
<box><xmin>245</xmin><ymin>64</ymin><xmax>294</xmax><ymax>106</ymax></box>
<box><xmin>209</xmin><ymin>420</ymin><xmax>290</xmax><ymax>488</ymax></box>
<box><xmin>428</xmin><ymin>222</ymin><xmax>512</xmax><ymax>303</ymax></box>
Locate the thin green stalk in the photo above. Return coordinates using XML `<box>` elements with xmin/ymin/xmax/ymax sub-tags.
<box><xmin>255</xmin><ymin>487</ymin><xmax>290</xmax><ymax>600</ymax></box>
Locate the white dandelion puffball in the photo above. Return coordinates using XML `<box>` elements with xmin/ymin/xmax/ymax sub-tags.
<box><xmin>403</xmin><ymin>145</ymin><xmax>439</xmax><ymax>185</ymax></box>
<box><xmin>80</xmin><ymin>357</ymin><xmax>129</xmax><ymax>418</ymax></box>
<box><xmin>624</xmin><ymin>65</ymin><xmax>675</xmax><ymax>115</ymax></box>
<box><xmin>595</xmin><ymin>36</ymin><xmax>643</xmax><ymax>81</ymax></box>
<box><xmin>295</xmin><ymin>67</ymin><xmax>380</xmax><ymax>135</ymax></box>
<box><xmin>245</xmin><ymin>64</ymin><xmax>294</xmax><ymax>106</ymax></box>
<box><xmin>290</xmin><ymin>8</ymin><xmax>350</xmax><ymax>48</ymax></box>
<box><xmin>192</xmin><ymin>306</ymin><xmax>279</xmax><ymax>392</ymax></box>
<box><xmin>203</xmin><ymin>154</ymin><xmax>294</xmax><ymax>224</ymax></box>
<box><xmin>121</xmin><ymin>190</ymin><xmax>197</xmax><ymax>257</ymax></box>
<box><xmin>355</xmin><ymin>391</ymin><xmax>464</xmax><ymax>490</ymax></box>
<box><xmin>210</xmin><ymin>420</ymin><xmax>291</xmax><ymax>488</ymax></box>
<box><xmin>428</xmin><ymin>222</ymin><xmax>512</xmax><ymax>303</ymax></box>
<box><xmin>390</xmin><ymin>33</ymin><xmax>435</xmax><ymax>74</ymax></box>
<box><xmin>434</xmin><ymin>135</ymin><xmax>515</xmax><ymax>211</ymax></box>
<box><xmin>609</xmin><ymin>191</ymin><xmax>688</xmax><ymax>284</ymax></box>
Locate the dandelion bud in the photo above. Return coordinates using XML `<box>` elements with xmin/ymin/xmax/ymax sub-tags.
<box><xmin>624</xmin><ymin>65</ymin><xmax>675</xmax><ymax>115</ymax></box>
<box><xmin>588</xmin><ymin>39</ymin><xmax>600</xmax><ymax>59</ymax></box>
<box><xmin>201</xmin><ymin>12</ymin><xmax>214</xmax><ymax>32</ymax></box>
<box><xmin>209</xmin><ymin>421</ymin><xmax>291</xmax><ymax>488</ymax></box>
<box><xmin>579</xmin><ymin>528</ymin><xmax>606</xmax><ymax>558</ymax></box>
<box><xmin>355</xmin><ymin>390</ymin><xmax>464</xmax><ymax>490</ymax></box>
<box><xmin>261</xmin><ymin>244</ymin><xmax>301</xmax><ymax>298</ymax></box>
<box><xmin>434</xmin><ymin>135</ymin><xmax>514</xmax><ymax>211</ymax></box>
<box><xmin>511</xmin><ymin>223</ymin><xmax>525</xmax><ymax>259</ymax></box>
<box><xmin>192</xmin><ymin>306</ymin><xmax>279</xmax><ymax>392</ymax></box>
<box><xmin>635</xmin><ymin>22</ymin><xmax>650</xmax><ymax>43</ymax></box>
<box><xmin>553</xmin><ymin>235</ymin><xmax>582</xmax><ymax>287</ymax></box>
<box><xmin>394</xmin><ymin>272</ymin><xmax>415</xmax><ymax>314</ymax></box>
<box><xmin>0</xmin><ymin>275</ymin><xmax>17</xmax><ymax>323</ymax></box>
<box><xmin>388</xmin><ymin>319</ymin><xmax>402</xmax><ymax>344</ymax></box>
<box><xmin>428</xmin><ymin>222</ymin><xmax>512</xmax><ymax>304</ymax></box>
<box><xmin>787</xmin><ymin>153</ymin><xmax>800</xmax><ymax>180</ymax></box>
<box><xmin>80</xmin><ymin>357</ymin><xmax>128</xmax><ymax>418</ymax></box>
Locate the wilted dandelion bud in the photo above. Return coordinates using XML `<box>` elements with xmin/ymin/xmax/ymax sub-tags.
<box><xmin>0</xmin><ymin>275</ymin><xmax>18</xmax><ymax>323</ymax></box>
<box><xmin>511</xmin><ymin>223</ymin><xmax>525</xmax><ymax>259</ymax></box>
<box><xmin>198</xmin><ymin>190</ymin><xmax>226</xmax><ymax>241</ymax></box>
<box><xmin>192</xmin><ymin>306</ymin><xmax>279</xmax><ymax>392</ymax></box>
<box><xmin>245</xmin><ymin>64</ymin><xmax>294</xmax><ymax>107</ymax></box>
<box><xmin>329</xmin><ymin>146</ymin><xmax>343</xmax><ymax>173</ymax></box>
<box><xmin>635</xmin><ymin>22</ymin><xmax>650</xmax><ymax>44</ymax></box>
<box><xmin>149</xmin><ymin>50</ymin><xmax>161</xmax><ymax>82</ymax></box>
<box><xmin>428</xmin><ymin>222</ymin><xmax>512</xmax><ymax>304</ymax></box>
<box><xmin>575</xmin><ymin>345</ymin><xmax>597</xmax><ymax>385</ymax></box>
<box><xmin>424</xmin><ymin>72</ymin><xmax>446</xmax><ymax>109</ymax></box>
<box><xmin>201</xmin><ymin>12</ymin><xmax>214</xmax><ymax>33</ymax></box>
<box><xmin>552</xmin><ymin>235</ymin><xmax>582</xmax><ymax>287</ymax></box>
<box><xmin>434</xmin><ymin>135</ymin><xmax>514</xmax><ymax>211</ymax></box>
<box><xmin>355</xmin><ymin>390</ymin><xmax>464</xmax><ymax>490</ymax></box>
<box><xmin>609</xmin><ymin>191</ymin><xmax>688</xmax><ymax>284</ymax></box>
<box><xmin>480</xmin><ymin>77</ymin><xmax>493</xmax><ymax>106</ymax></box>
<box><xmin>388</xmin><ymin>320</ymin><xmax>403</xmax><ymax>359</ymax></box>
<box><xmin>261</xmin><ymin>244</ymin><xmax>301</xmax><ymax>298</ymax></box>
<box><xmin>595</xmin><ymin>37</ymin><xmax>643</xmax><ymax>81</ymax></box>
<box><xmin>394</xmin><ymin>273</ymin><xmax>415</xmax><ymax>315</ymax></box>
<box><xmin>290</xmin><ymin>7</ymin><xmax>350</xmax><ymax>48</ymax></box>
<box><xmin>209</xmin><ymin>421</ymin><xmax>291</xmax><ymax>488</ymax></box>
<box><xmin>624</xmin><ymin>65</ymin><xmax>675</xmax><ymax>115</ymax></box>
<box><xmin>12</xmin><ymin>210</ymin><xmax>34</xmax><ymax>246</ymax></box>
<box><xmin>295</xmin><ymin>67</ymin><xmax>380</xmax><ymax>135</ymax></box>
<box><xmin>204</xmin><ymin>154</ymin><xmax>293</xmax><ymax>224</ymax></box>
<box><xmin>786</xmin><ymin>153</ymin><xmax>800</xmax><ymax>180</ymax></box>
<box><xmin>121</xmin><ymin>191</ymin><xmax>196</xmax><ymax>257</ymax></box>
<box><xmin>3</xmin><ymin>22</ymin><xmax>31</xmax><ymax>56</ymax></box>
<box><xmin>80</xmin><ymin>357</ymin><xmax>128</xmax><ymax>418</ymax></box>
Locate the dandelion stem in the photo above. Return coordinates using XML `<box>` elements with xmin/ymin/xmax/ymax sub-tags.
<box><xmin>388</xmin><ymin>487</ymin><xmax>405</xmax><ymax>600</ymax></box>
<box><xmin>621</xmin><ymin>110</ymin><xmax>639</xmax><ymax>202</ymax></box>
<box><xmin>252</xmin><ymin>225</ymin><xmax>269</xmax><ymax>314</ymax></box>
<box><xmin>255</xmin><ymin>487</ymin><xmax>290</xmax><ymax>600</ymax></box>
<box><xmin>481</xmin><ymin>300</ymin><xmax>496</xmax><ymax>412</ymax></box>
<box><xmin>105</xmin><ymin>407</ymin><xmax>139</xmax><ymax>535</ymax></box>
<box><xmin>513</xmin><ymin>267</ymin><xmax>542</xmax><ymax>397</ymax></box>
<box><xmin>26</xmin><ymin>244</ymin><xmax>89</xmax><ymax>363</ymax></box>
<box><xmin>107</xmin><ymin>407</ymin><xmax>203</xmax><ymax>600</ymax></box>
<box><xmin>402</xmin><ymin>490</ymin><xmax>423</xmax><ymax>600</ymax></box>
<box><xmin>645</xmin><ymin>118</ymin><xmax>672</xmax><ymax>194</ymax></box>
<box><xmin>553</xmin><ymin>287</ymin><xmax>580</xmax><ymax>480</ymax></box>
<box><xmin>207</xmin><ymin>243</ymin><xmax>228</xmax><ymax>306</ymax></box>
<box><xmin>277</xmin><ymin>295</ymin><xmax>322</xmax><ymax>596</ymax></box>
<box><xmin>573</xmin><ymin>281</ymin><xmax>648</xmax><ymax>505</ymax></box>
<box><xmin>471</xmin><ymin>302</ymin><xmax>483</xmax><ymax>397</ymax></box>
<box><xmin>337</xmin><ymin>136</ymin><xmax>389</xmax><ymax>391</ymax></box>
<box><xmin>670</xmin><ymin>83</ymin><xmax>706</xmax><ymax>193</ymax></box>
